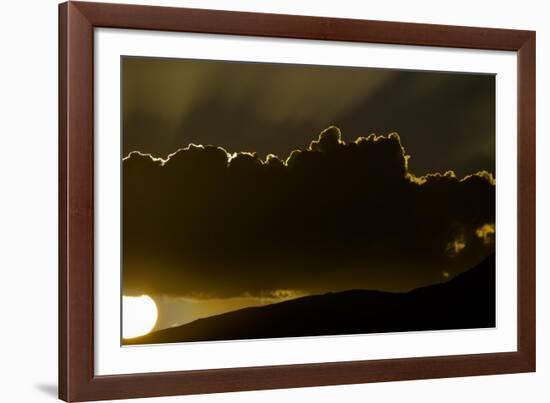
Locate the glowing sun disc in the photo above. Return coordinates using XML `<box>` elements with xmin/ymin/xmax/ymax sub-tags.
<box><xmin>123</xmin><ymin>295</ymin><xmax>158</xmax><ymax>339</ymax></box>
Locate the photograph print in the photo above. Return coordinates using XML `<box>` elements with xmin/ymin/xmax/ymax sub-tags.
<box><xmin>121</xmin><ymin>56</ymin><xmax>496</xmax><ymax>345</ymax></box>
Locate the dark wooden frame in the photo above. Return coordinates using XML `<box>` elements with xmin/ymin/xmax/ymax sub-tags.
<box><xmin>59</xmin><ymin>1</ymin><xmax>536</xmax><ymax>401</ymax></box>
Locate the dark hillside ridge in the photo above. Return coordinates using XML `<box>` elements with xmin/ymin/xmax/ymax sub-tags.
<box><xmin>126</xmin><ymin>254</ymin><xmax>495</xmax><ymax>345</ymax></box>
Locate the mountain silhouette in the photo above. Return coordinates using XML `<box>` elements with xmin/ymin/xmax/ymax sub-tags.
<box><xmin>126</xmin><ymin>254</ymin><xmax>495</xmax><ymax>345</ymax></box>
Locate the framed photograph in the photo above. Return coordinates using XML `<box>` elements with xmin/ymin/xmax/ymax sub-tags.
<box><xmin>59</xmin><ymin>1</ymin><xmax>536</xmax><ymax>401</ymax></box>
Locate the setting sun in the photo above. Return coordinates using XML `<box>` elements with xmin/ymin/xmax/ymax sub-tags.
<box><xmin>123</xmin><ymin>295</ymin><xmax>158</xmax><ymax>339</ymax></box>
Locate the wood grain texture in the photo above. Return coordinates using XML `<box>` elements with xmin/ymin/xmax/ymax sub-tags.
<box><xmin>516</xmin><ymin>31</ymin><xmax>536</xmax><ymax>370</ymax></box>
<box><xmin>59</xmin><ymin>2</ymin><xmax>95</xmax><ymax>401</ymax></box>
<box><xmin>58</xmin><ymin>4</ymin><xmax>68</xmax><ymax>401</ymax></box>
<box><xmin>59</xmin><ymin>1</ymin><xmax>536</xmax><ymax>401</ymax></box>
<box><xmin>74</xmin><ymin>1</ymin><xmax>532</xmax><ymax>49</ymax></box>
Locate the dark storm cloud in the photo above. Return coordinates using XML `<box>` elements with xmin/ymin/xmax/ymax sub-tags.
<box><xmin>122</xmin><ymin>127</ymin><xmax>495</xmax><ymax>298</ymax></box>
<box><xmin>123</xmin><ymin>57</ymin><xmax>495</xmax><ymax>177</ymax></box>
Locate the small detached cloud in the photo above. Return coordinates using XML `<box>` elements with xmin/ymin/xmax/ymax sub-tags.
<box><xmin>476</xmin><ymin>223</ymin><xmax>496</xmax><ymax>245</ymax></box>
<box><xmin>446</xmin><ymin>236</ymin><xmax>466</xmax><ymax>258</ymax></box>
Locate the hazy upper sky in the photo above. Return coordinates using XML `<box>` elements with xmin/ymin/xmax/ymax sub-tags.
<box><xmin>122</xmin><ymin>57</ymin><xmax>495</xmax><ymax>177</ymax></box>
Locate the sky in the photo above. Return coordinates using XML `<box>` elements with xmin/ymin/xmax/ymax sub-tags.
<box><xmin>122</xmin><ymin>57</ymin><xmax>495</xmax><ymax>177</ymax></box>
<box><xmin>121</xmin><ymin>57</ymin><xmax>496</xmax><ymax>331</ymax></box>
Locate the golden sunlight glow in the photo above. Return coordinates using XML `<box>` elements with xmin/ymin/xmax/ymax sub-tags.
<box><xmin>446</xmin><ymin>238</ymin><xmax>466</xmax><ymax>257</ymax></box>
<box><xmin>123</xmin><ymin>295</ymin><xmax>158</xmax><ymax>339</ymax></box>
<box><xmin>476</xmin><ymin>223</ymin><xmax>495</xmax><ymax>244</ymax></box>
